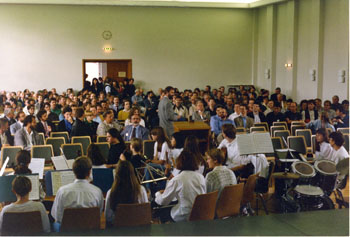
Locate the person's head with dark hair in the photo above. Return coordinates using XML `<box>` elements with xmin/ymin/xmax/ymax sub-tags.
<box><xmin>329</xmin><ymin>132</ymin><xmax>345</xmax><ymax>148</ymax></box>
<box><xmin>15</xmin><ymin>111</ymin><xmax>26</xmax><ymax>123</ymax></box>
<box><xmin>73</xmin><ymin>156</ymin><xmax>92</xmax><ymax>179</ymax></box>
<box><xmin>164</xmin><ymin>86</ymin><xmax>175</xmax><ymax>98</ymax></box>
<box><xmin>307</xmin><ymin>100</ymin><xmax>315</xmax><ymax>111</ymax></box>
<box><xmin>12</xmin><ymin>176</ymin><xmax>32</xmax><ymax>198</ymax></box>
<box><xmin>342</xmin><ymin>100</ymin><xmax>349</xmax><ymax>111</ymax></box>
<box><xmin>0</xmin><ymin>118</ymin><xmax>9</xmax><ymax>133</ymax></box>
<box><xmin>107</xmin><ymin>128</ymin><xmax>125</xmax><ymax>147</ymax></box>
<box><xmin>103</xmin><ymin>109</ymin><xmax>115</xmax><ymax>124</ymax></box>
<box><xmin>150</xmin><ymin>126</ymin><xmax>170</xmax><ymax>152</ymax></box>
<box><xmin>128</xmin><ymin>107</ymin><xmax>141</xmax><ymax>120</ymax></box>
<box><xmin>23</xmin><ymin>115</ymin><xmax>36</xmax><ymax>128</ymax></box>
<box><xmin>75</xmin><ymin>107</ymin><xmax>85</xmax><ymax>120</ymax></box>
<box><xmin>87</xmin><ymin>144</ymin><xmax>106</xmax><ymax>166</ymax></box>
<box><xmin>222</xmin><ymin>124</ymin><xmax>236</xmax><ymax>140</ymax></box>
<box><xmin>62</xmin><ymin>106</ymin><xmax>72</xmax><ymax>114</ymax></box>
<box><xmin>171</xmin><ymin>132</ymin><xmax>185</xmax><ymax>149</ymax></box>
<box><xmin>36</xmin><ymin>109</ymin><xmax>47</xmax><ymax>121</ymax></box>
<box><xmin>205</xmin><ymin>149</ymin><xmax>225</xmax><ymax>168</ymax></box>
<box><xmin>319</xmin><ymin>112</ymin><xmax>330</xmax><ymax>124</ymax></box>
<box><xmin>176</xmin><ymin>150</ymin><xmax>198</xmax><ymax>171</ymax></box>
<box><xmin>27</xmin><ymin>105</ymin><xmax>35</xmax><ymax>115</ymax></box>
<box><xmin>14</xmin><ymin>150</ymin><xmax>32</xmax><ymax>175</ymax></box>
<box><xmin>335</xmin><ymin>107</ymin><xmax>345</xmax><ymax>116</ymax></box>
<box><xmin>109</xmin><ymin>160</ymin><xmax>141</xmax><ymax>211</ymax></box>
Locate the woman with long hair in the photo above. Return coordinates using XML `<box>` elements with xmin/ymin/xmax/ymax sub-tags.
<box><xmin>104</xmin><ymin>160</ymin><xmax>148</xmax><ymax>227</ymax></box>
<box><xmin>150</xmin><ymin>126</ymin><xmax>171</xmax><ymax>165</ymax></box>
<box><xmin>183</xmin><ymin>135</ymin><xmax>206</xmax><ymax>174</ymax></box>
<box><xmin>13</xmin><ymin>150</ymin><xmax>32</xmax><ymax>175</ymax></box>
<box><xmin>315</xmin><ymin>128</ymin><xmax>333</xmax><ymax>161</ymax></box>
<box><xmin>86</xmin><ymin>143</ymin><xmax>107</xmax><ymax>168</ymax></box>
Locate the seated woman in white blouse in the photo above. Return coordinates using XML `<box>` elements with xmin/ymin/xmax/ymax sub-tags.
<box><xmin>315</xmin><ymin>128</ymin><xmax>333</xmax><ymax>160</ymax></box>
<box><xmin>104</xmin><ymin>160</ymin><xmax>148</xmax><ymax>227</ymax></box>
<box><xmin>0</xmin><ymin>176</ymin><xmax>50</xmax><ymax>233</ymax></box>
<box><xmin>155</xmin><ymin>150</ymin><xmax>206</xmax><ymax>223</ymax></box>
<box><xmin>328</xmin><ymin>131</ymin><xmax>349</xmax><ymax>165</ymax></box>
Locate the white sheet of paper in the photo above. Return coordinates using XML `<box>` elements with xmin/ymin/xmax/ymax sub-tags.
<box><xmin>26</xmin><ymin>175</ymin><xmax>40</xmax><ymax>200</ymax></box>
<box><xmin>29</xmin><ymin>158</ymin><xmax>45</xmax><ymax>179</ymax></box>
<box><xmin>51</xmin><ymin>170</ymin><xmax>75</xmax><ymax>195</ymax></box>
<box><xmin>0</xmin><ymin>157</ymin><xmax>10</xmax><ymax>176</ymax></box>
<box><xmin>51</xmin><ymin>156</ymin><xmax>69</xmax><ymax>170</ymax></box>
<box><xmin>237</xmin><ymin>134</ymin><xmax>255</xmax><ymax>155</ymax></box>
<box><xmin>253</xmin><ymin>133</ymin><xmax>274</xmax><ymax>154</ymax></box>
<box><xmin>66</xmin><ymin>159</ymin><xmax>74</xmax><ymax>169</ymax></box>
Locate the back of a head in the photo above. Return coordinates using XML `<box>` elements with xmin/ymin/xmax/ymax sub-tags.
<box><xmin>14</xmin><ymin>150</ymin><xmax>32</xmax><ymax>175</ymax></box>
<box><xmin>222</xmin><ymin>124</ymin><xmax>236</xmax><ymax>140</ymax></box>
<box><xmin>75</xmin><ymin>107</ymin><xmax>85</xmax><ymax>119</ymax></box>
<box><xmin>73</xmin><ymin>156</ymin><xmax>92</xmax><ymax>179</ymax></box>
<box><xmin>206</xmin><ymin>148</ymin><xmax>225</xmax><ymax>165</ymax></box>
<box><xmin>329</xmin><ymin>132</ymin><xmax>345</xmax><ymax>147</ymax></box>
<box><xmin>12</xmin><ymin>176</ymin><xmax>32</xmax><ymax>197</ymax></box>
<box><xmin>87</xmin><ymin>144</ymin><xmax>106</xmax><ymax>166</ymax></box>
<box><xmin>176</xmin><ymin>150</ymin><xmax>198</xmax><ymax>171</ymax></box>
<box><xmin>184</xmin><ymin>135</ymin><xmax>200</xmax><ymax>155</ymax></box>
<box><xmin>130</xmin><ymin>138</ymin><xmax>142</xmax><ymax>153</ymax></box>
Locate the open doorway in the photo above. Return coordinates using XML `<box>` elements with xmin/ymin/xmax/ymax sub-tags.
<box><xmin>82</xmin><ymin>59</ymin><xmax>132</xmax><ymax>88</ymax></box>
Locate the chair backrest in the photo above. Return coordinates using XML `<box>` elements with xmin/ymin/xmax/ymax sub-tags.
<box><xmin>46</xmin><ymin>137</ymin><xmax>65</xmax><ymax>156</ymax></box>
<box><xmin>236</xmin><ymin>127</ymin><xmax>246</xmax><ymax>133</ymax></box>
<box><xmin>271</xmin><ymin>137</ymin><xmax>283</xmax><ymax>150</ymax></box>
<box><xmin>311</xmin><ymin>135</ymin><xmax>316</xmax><ymax>154</ymax></box>
<box><xmin>296</xmin><ymin>129</ymin><xmax>312</xmax><ymax>148</ymax></box>
<box><xmin>291</xmin><ymin>121</ymin><xmax>305</xmax><ymax>126</ymax></box>
<box><xmin>92</xmin><ymin>168</ymin><xmax>114</xmax><ymax>194</ymax></box>
<box><xmin>51</xmin><ymin>131</ymin><xmax>70</xmax><ymax>143</ymax></box>
<box><xmin>94</xmin><ymin>142</ymin><xmax>110</xmax><ymax>162</ymax></box>
<box><xmin>189</xmin><ymin>191</ymin><xmax>218</xmax><ymax>221</ymax></box>
<box><xmin>71</xmin><ymin>136</ymin><xmax>91</xmax><ymax>156</ymax></box>
<box><xmin>114</xmin><ymin>203</ymin><xmax>152</xmax><ymax>227</ymax></box>
<box><xmin>291</xmin><ymin>125</ymin><xmax>306</xmax><ymax>136</ymax></box>
<box><xmin>274</xmin><ymin>130</ymin><xmax>290</xmax><ymax>148</ymax></box>
<box><xmin>37</xmin><ymin>133</ymin><xmax>45</xmax><ymax>145</ymax></box>
<box><xmin>338</xmin><ymin>127</ymin><xmax>350</xmax><ymax>134</ymax></box>
<box><xmin>250</xmin><ymin>127</ymin><xmax>266</xmax><ymax>133</ymax></box>
<box><xmin>254</xmin><ymin>122</ymin><xmax>269</xmax><ymax>132</ymax></box>
<box><xmin>272</xmin><ymin>121</ymin><xmax>287</xmax><ymax>129</ymax></box>
<box><xmin>1</xmin><ymin>211</ymin><xmax>43</xmax><ymax>235</ymax></box>
<box><xmin>241</xmin><ymin>173</ymin><xmax>259</xmax><ymax>206</ymax></box>
<box><xmin>60</xmin><ymin>207</ymin><xmax>100</xmax><ymax>232</ymax></box>
<box><xmin>61</xmin><ymin>143</ymin><xmax>83</xmax><ymax>160</ymax></box>
<box><xmin>97</xmin><ymin>135</ymin><xmax>107</xmax><ymax>143</ymax></box>
<box><xmin>288</xmin><ymin>136</ymin><xmax>307</xmax><ymax>155</ymax></box>
<box><xmin>0</xmin><ymin>146</ymin><xmax>22</xmax><ymax>169</ymax></box>
<box><xmin>270</xmin><ymin>126</ymin><xmax>285</xmax><ymax>137</ymax></box>
<box><xmin>216</xmin><ymin>183</ymin><xmax>244</xmax><ymax>219</ymax></box>
<box><xmin>143</xmin><ymin>140</ymin><xmax>155</xmax><ymax>159</ymax></box>
<box><xmin>51</xmin><ymin>120</ymin><xmax>60</xmax><ymax>131</ymax></box>
<box><xmin>31</xmin><ymin>145</ymin><xmax>54</xmax><ymax>161</ymax></box>
<box><xmin>343</xmin><ymin>134</ymin><xmax>349</xmax><ymax>153</ymax></box>
<box><xmin>326</xmin><ymin>127</ymin><xmax>333</xmax><ymax>136</ymax></box>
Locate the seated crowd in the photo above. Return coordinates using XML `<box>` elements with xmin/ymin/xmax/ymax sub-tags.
<box><xmin>0</xmin><ymin>77</ymin><xmax>349</xmax><ymax>232</ymax></box>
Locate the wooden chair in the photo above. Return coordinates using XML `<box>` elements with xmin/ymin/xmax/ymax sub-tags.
<box><xmin>37</xmin><ymin>132</ymin><xmax>45</xmax><ymax>145</ymax></box>
<box><xmin>1</xmin><ymin>211</ymin><xmax>43</xmax><ymax>235</ymax></box>
<box><xmin>241</xmin><ymin>173</ymin><xmax>259</xmax><ymax>215</ymax></box>
<box><xmin>143</xmin><ymin>140</ymin><xmax>155</xmax><ymax>159</ymax></box>
<box><xmin>270</xmin><ymin>126</ymin><xmax>285</xmax><ymax>137</ymax></box>
<box><xmin>271</xmin><ymin>137</ymin><xmax>283</xmax><ymax>150</ymax></box>
<box><xmin>60</xmin><ymin>207</ymin><xmax>100</xmax><ymax>232</ymax></box>
<box><xmin>296</xmin><ymin>129</ymin><xmax>312</xmax><ymax>153</ymax></box>
<box><xmin>216</xmin><ymin>183</ymin><xmax>244</xmax><ymax>219</ymax></box>
<box><xmin>61</xmin><ymin>143</ymin><xmax>83</xmax><ymax>160</ymax></box>
<box><xmin>312</xmin><ymin>135</ymin><xmax>316</xmax><ymax>154</ymax></box>
<box><xmin>189</xmin><ymin>191</ymin><xmax>218</xmax><ymax>221</ymax></box>
<box><xmin>71</xmin><ymin>136</ymin><xmax>91</xmax><ymax>156</ymax></box>
<box><xmin>337</xmin><ymin>127</ymin><xmax>350</xmax><ymax>135</ymax></box>
<box><xmin>274</xmin><ymin>130</ymin><xmax>290</xmax><ymax>148</ymax></box>
<box><xmin>97</xmin><ymin>135</ymin><xmax>107</xmax><ymax>143</ymax></box>
<box><xmin>0</xmin><ymin>146</ymin><xmax>22</xmax><ymax>169</ymax></box>
<box><xmin>291</xmin><ymin>121</ymin><xmax>305</xmax><ymax>126</ymax></box>
<box><xmin>291</xmin><ymin>125</ymin><xmax>306</xmax><ymax>136</ymax></box>
<box><xmin>250</xmin><ymin>126</ymin><xmax>266</xmax><ymax>133</ymax></box>
<box><xmin>51</xmin><ymin>131</ymin><xmax>70</xmax><ymax>143</ymax></box>
<box><xmin>236</xmin><ymin>127</ymin><xmax>246</xmax><ymax>134</ymax></box>
<box><xmin>51</xmin><ymin>120</ymin><xmax>60</xmax><ymax>131</ymax></box>
<box><xmin>343</xmin><ymin>134</ymin><xmax>349</xmax><ymax>153</ymax></box>
<box><xmin>254</xmin><ymin>122</ymin><xmax>269</xmax><ymax>132</ymax></box>
<box><xmin>273</xmin><ymin>121</ymin><xmax>288</xmax><ymax>130</ymax></box>
<box><xmin>94</xmin><ymin>142</ymin><xmax>110</xmax><ymax>162</ymax></box>
<box><xmin>326</xmin><ymin>127</ymin><xmax>333</xmax><ymax>136</ymax></box>
<box><xmin>114</xmin><ymin>203</ymin><xmax>152</xmax><ymax>227</ymax></box>
<box><xmin>288</xmin><ymin>136</ymin><xmax>307</xmax><ymax>155</ymax></box>
<box><xmin>46</xmin><ymin>137</ymin><xmax>65</xmax><ymax>156</ymax></box>
<box><xmin>31</xmin><ymin>145</ymin><xmax>54</xmax><ymax>161</ymax></box>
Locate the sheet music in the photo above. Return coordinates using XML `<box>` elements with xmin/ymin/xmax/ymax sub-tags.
<box><xmin>0</xmin><ymin>157</ymin><xmax>9</xmax><ymax>176</ymax></box>
<box><xmin>52</xmin><ymin>156</ymin><xmax>69</xmax><ymax>170</ymax></box>
<box><xmin>253</xmin><ymin>133</ymin><xmax>274</xmax><ymax>154</ymax></box>
<box><xmin>51</xmin><ymin>171</ymin><xmax>75</xmax><ymax>195</ymax></box>
<box><xmin>28</xmin><ymin>158</ymin><xmax>45</xmax><ymax>179</ymax></box>
<box><xmin>66</xmin><ymin>159</ymin><xmax>74</xmax><ymax>169</ymax></box>
<box><xmin>26</xmin><ymin>175</ymin><xmax>40</xmax><ymax>200</ymax></box>
<box><xmin>236</xmin><ymin>134</ymin><xmax>255</xmax><ymax>155</ymax></box>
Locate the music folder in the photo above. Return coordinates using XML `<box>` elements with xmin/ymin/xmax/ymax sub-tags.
<box><xmin>236</xmin><ymin>132</ymin><xmax>274</xmax><ymax>155</ymax></box>
<box><xmin>0</xmin><ymin>174</ymin><xmax>40</xmax><ymax>202</ymax></box>
<box><xmin>92</xmin><ymin>168</ymin><xmax>114</xmax><ymax>193</ymax></box>
<box><xmin>45</xmin><ymin>170</ymin><xmax>75</xmax><ymax>196</ymax></box>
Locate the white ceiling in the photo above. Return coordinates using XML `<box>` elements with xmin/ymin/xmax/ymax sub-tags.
<box><xmin>0</xmin><ymin>0</ymin><xmax>287</xmax><ymax>8</ymax></box>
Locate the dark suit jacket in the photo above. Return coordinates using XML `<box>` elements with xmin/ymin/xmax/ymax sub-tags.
<box><xmin>71</xmin><ymin>119</ymin><xmax>92</xmax><ymax>137</ymax></box>
<box><xmin>271</xmin><ymin>93</ymin><xmax>286</xmax><ymax>102</ymax></box>
<box><xmin>35</xmin><ymin>121</ymin><xmax>55</xmax><ymax>137</ymax></box>
<box><xmin>121</xmin><ymin>125</ymin><xmax>150</xmax><ymax>141</ymax></box>
<box><xmin>0</xmin><ymin>130</ymin><xmax>14</xmax><ymax>150</ymax></box>
<box><xmin>58</xmin><ymin>119</ymin><xmax>73</xmax><ymax>133</ymax></box>
<box><xmin>247</xmin><ymin>112</ymin><xmax>267</xmax><ymax>123</ymax></box>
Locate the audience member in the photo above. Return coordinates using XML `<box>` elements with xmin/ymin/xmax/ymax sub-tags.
<box><xmin>328</xmin><ymin>132</ymin><xmax>348</xmax><ymax>165</ymax></box>
<box><xmin>315</xmin><ymin>128</ymin><xmax>333</xmax><ymax>161</ymax></box>
<box><xmin>14</xmin><ymin>115</ymin><xmax>42</xmax><ymax>151</ymax></box>
<box><xmin>106</xmin><ymin>128</ymin><xmax>126</xmax><ymax>165</ymax></box>
<box><xmin>97</xmin><ymin>109</ymin><xmax>123</xmax><ymax>136</ymax></box>
<box><xmin>121</xmin><ymin>114</ymin><xmax>149</xmax><ymax>141</ymax></box>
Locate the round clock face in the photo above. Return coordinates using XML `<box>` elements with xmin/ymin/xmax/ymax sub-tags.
<box><xmin>102</xmin><ymin>30</ymin><xmax>112</xmax><ymax>40</ymax></box>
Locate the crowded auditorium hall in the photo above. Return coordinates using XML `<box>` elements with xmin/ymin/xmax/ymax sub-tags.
<box><xmin>0</xmin><ymin>0</ymin><xmax>348</xmax><ymax>235</ymax></box>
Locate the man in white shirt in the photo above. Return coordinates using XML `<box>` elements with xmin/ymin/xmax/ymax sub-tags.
<box><xmin>51</xmin><ymin>157</ymin><xmax>104</xmax><ymax>232</ymax></box>
<box><xmin>228</xmin><ymin>103</ymin><xmax>241</xmax><ymax>121</ymax></box>
<box><xmin>328</xmin><ymin>132</ymin><xmax>348</xmax><ymax>165</ymax></box>
<box><xmin>96</xmin><ymin>109</ymin><xmax>123</xmax><ymax>136</ymax></box>
<box><xmin>14</xmin><ymin>115</ymin><xmax>42</xmax><ymax>151</ymax></box>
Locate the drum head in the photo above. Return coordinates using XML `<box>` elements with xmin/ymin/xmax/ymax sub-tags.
<box><xmin>315</xmin><ymin>160</ymin><xmax>337</xmax><ymax>175</ymax></box>
<box><xmin>292</xmin><ymin>161</ymin><xmax>315</xmax><ymax>178</ymax></box>
<box><xmin>294</xmin><ymin>185</ymin><xmax>324</xmax><ymax>196</ymax></box>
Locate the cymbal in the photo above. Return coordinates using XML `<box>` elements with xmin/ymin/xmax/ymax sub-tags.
<box><xmin>272</xmin><ymin>172</ymin><xmax>300</xmax><ymax>179</ymax></box>
<box><xmin>336</xmin><ymin>158</ymin><xmax>349</xmax><ymax>176</ymax></box>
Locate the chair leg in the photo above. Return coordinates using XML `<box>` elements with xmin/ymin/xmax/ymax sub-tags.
<box><xmin>258</xmin><ymin>193</ymin><xmax>269</xmax><ymax>215</ymax></box>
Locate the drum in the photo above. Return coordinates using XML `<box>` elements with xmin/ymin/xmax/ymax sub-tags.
<box><xmin>314</xmin><ymin>160</ymin><xmax>337</xmax><ymax>195</ymax></box>
<box><xmin>291</xmin><ymin>161</ymin><xmax>315</xmax><ymax>185</ymax></box>
<box><xmin>293</xmin><ymin>185</ymin><xmax>325</xmax><ymax>211</ymax></box>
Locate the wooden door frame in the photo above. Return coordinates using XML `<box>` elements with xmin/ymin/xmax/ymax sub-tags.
<box><xmin>82</xmin><ymin>59</ymin><xmax>132</xmax><ymax>87</ymax></box>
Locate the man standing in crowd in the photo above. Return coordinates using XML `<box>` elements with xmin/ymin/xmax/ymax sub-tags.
<box><xmin>158</xmin><ymin>86</ymin><xmax>179</xmax><ymax>138</ymax></box>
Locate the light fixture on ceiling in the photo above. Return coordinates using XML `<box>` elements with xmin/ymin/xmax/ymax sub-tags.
<box><xmin>103</xmin><ymin>47</ymin><xmax>115</xmax><ymax>52</ymax></box>
<box><xmin>284</xmin><ymin>63</ymin><xmax>292</xmax><ymax>68</ymax></box>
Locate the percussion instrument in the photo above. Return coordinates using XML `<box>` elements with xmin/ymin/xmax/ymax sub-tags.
<box><xmin>288</xmin><ymin>185</ymin><xmax>325</xmax><ymax>211</ymax></box>
<box><xmin>336</xmin><ymin>158</ymin><xmax>349</xmax><ymax>176</ymax></box>
<box><xmin>291</xmin><ymin>161</ymin><xmax>315</xmax><ymax>185</ymax></box>
<box><xmin>272</xmin><ymin>172</ymin><xmax>300</xmax><ymax>180</ymax></box>
<box><xmin>314</xmin><ymin>160</ymin><xmax>337</xmax><ymax>195</ymax></box>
